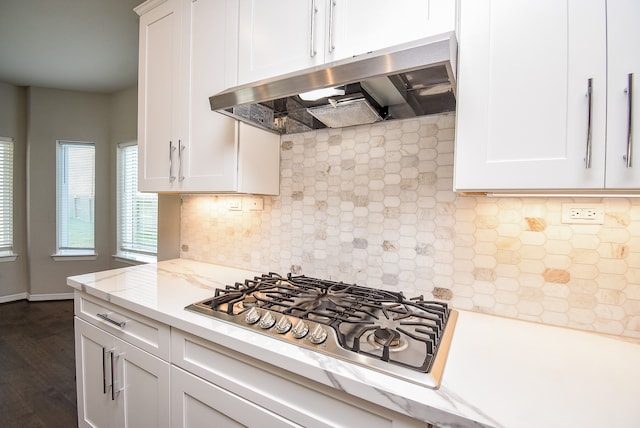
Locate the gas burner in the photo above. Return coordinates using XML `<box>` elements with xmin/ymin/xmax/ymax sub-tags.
<box><xmin>373</xmin><ymin>327</ymin><xmax>401</xmax><ymax>347</ymax></box>
<box><xmin>239</xmin><ymin>295</ymin><xmax>258</xmax><ymax>309</ymax></box>
<box><xmin>185</xmin><ymin>272</ymin><xmax>458</xmax><ymax>389</ymax></box>
<box><xmin>364</xmin><ymin>328</ymin><xmax>409</xmax><ymax>353</ymax></box>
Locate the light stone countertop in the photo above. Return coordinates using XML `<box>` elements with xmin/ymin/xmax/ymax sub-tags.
<box><xmin>67</xmin><ymin>258</ymin><xmax>640</xmax><ymax>428</ymax></box>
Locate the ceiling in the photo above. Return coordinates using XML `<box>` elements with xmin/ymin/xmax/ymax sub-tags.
<box><xmin>0</xmin><ymin>0</ymin><xmax>142</xmax><ymax>93</ymax></box>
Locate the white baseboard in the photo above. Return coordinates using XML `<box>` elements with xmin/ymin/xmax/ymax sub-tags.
<box><xmin>0</xmin><ymin>292</ymin><xmax>27</xmax><ymax>303</ymax></box>
<box><xmin>28</xmin><ymin>292</ymin><xmax>75</xmax><ymax>301</ymax></box>
<box><xmin>0</xmin><ymin>292</ymin><xmax>74</xmax><ymax>304</ymax></box>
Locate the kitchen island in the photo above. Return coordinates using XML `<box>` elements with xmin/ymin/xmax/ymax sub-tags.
<box><xmin>68</xmin><ymin>258</ymin><xmax>640</xmax><ymax>428</ymax></box>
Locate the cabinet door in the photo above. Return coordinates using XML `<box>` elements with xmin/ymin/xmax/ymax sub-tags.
<box><xmin>237</xmin><ymin>122</ymin><xmax>280</xmax><ymax>195</ymax></box>
<box><xmin>75</xmin><ymin>318</ymin><xmax>117</xmax><ymax>428</ymax></box>
<box><xmin>238</xmin><ymin>0</ymin><xmax>325</xmax><ymax>85</ymax></box>
<box><xmin>117</xmin><ymin>340</ymin><xmax>171</xmax><ymax>428</ymax></box>
<box><xmin>330</xmin><ymin>0</ymin><xmax>455</xmax><ymax>61</ymax></box>
<box><xmin>171</xmin><ymin>366</ymin><xmax>302</xmax><ymax>428</ymax></box>
<box><xmin>180</xmin><ymin>0</ymin><xmax>241</xmax><ymax>192</ymax></box>
<box><xmin>137</xmin><ymin>0</ymin><xmax>185</xmax><ymax>192</ymax></box>
<box><xmin>454</xmin><ymin>0</ymin><xmax>607</xmax><ymax>191</ymax></box>
<box><xmin>605</xmin><ymin>0</ymin><xmax>640</xmax><ymax>188</ymax></box>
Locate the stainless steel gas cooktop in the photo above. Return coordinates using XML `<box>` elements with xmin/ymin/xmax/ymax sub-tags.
<box><xmin>186</xmin><ymin>272</ymin><xmax>458</xmax><ymax>389</ymax></box>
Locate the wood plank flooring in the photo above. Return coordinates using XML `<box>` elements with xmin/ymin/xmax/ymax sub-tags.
<box><xmin>0</xmin><ymin>300</ymin><xmax>77</xmax><ymax>428</ymax></box>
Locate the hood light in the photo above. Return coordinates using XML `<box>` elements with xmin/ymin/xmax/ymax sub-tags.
<box><xmin>299</xmin><ymin>87</ymin><xmax>346</xmax><ymax>101</ymax></box>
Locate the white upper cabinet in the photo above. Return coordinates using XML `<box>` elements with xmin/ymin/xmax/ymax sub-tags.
<box><xmin>237</xmin><ymin>0</ymin><xmax>456</xmax><ymax>85</ymax></box>
<box><xmin>454</xmin><ymin>0</ymin><xmax>640</xmax><ymax>192</ymax></box>
<box><xmin>238</xmin><ymin>0</ymin><xmax>324</xmax><ymax>85</ymax></box>
<box><xmin>179</xmin><ymin>0</ymin><xmax>238</xmax><ymax>192</ymax></box>
<box><xmin>137</xmin><ymin>0</ymin><xmax>185</xmax><ymax>191</ymax></box>
<box><xmin>137</xmin><ymin>0</ymin><xmax>280</xmax><ymax>194</ymax></box>
<box><xmin>330</xmin><ymin>0</ymin><xmax>456</xmax><ymax>61</ymax></box>
<box><xmin>454</xmin><ymin>0</ymin><xmax>607</xmax><ymax>191</ymax></box>
<box><xmin>604</xmin><ymin>0</ymin><xmax>640</xmax><ymax>189</ymax></box>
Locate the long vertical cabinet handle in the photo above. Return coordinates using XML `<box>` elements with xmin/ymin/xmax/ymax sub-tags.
<box><xmin>310</xmin><ymin>0</ymin><xmax>318</xmax><ymax>57</ymax></box>
<box><xmin>102</xmin><ymin>347</ymin><xmax>116</xmax><ymax>396</ymax></box>
<box><xmin>625</xmin><ymin>73</ymin><xmax>634</xmax><ymax>168</ymax></box>
<box><xmin>585</xmin><ymin>78</ymin><xmax>594</xmax><ymax>169</ymax></box>
<box><xmin>110</xmin><ymin>350</ymin><xmax>116</xmax><ymax>400</ymax></box>
<box><xmin>109</xmin><ymin>352</ymin><xmax>124</xmax><ymax>401</ymax></box>
<box><xmin>328</xmin><ymin>0</ymin><xmax>336</xmax><ymax>53</ymax></box>
<box><xmin>169</xmin><ymin>140</ymin><xmax>176</xmax><ymax>183</ymax></box>
<box><xmin>102</xmin><ymin>347</ymin><xmax>109</xmax><ymax>394</ymax></box>
<box><xmin>178</xmin><ymin>140</ymin><xmax>185</xmax><ymax>182</ymax></box>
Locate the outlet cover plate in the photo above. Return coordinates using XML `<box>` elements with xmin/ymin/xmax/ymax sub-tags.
<box><xmin>228</xmin><ymin>198</ymin><xmax>242</xmax><ymax>211</ymax></box>
<box><xmin>561</xmin><ymin>203</ymin><xmax>604</xmax><ymax>225</ymax></box>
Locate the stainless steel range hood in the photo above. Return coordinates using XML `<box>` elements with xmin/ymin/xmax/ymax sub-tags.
<box><xmin>210</xmin><ymin>32</ymin><xmax>457</xmax><ymax>135</ymax></box>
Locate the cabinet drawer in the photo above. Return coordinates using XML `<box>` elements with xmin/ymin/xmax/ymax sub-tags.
<box><xmin>172</xmin><ymin>329</ymin><xmax>425</xmax><ymax>428</ymax></box>
<box><xmin>75</xmin><ymin>292</ymin><xmax>170</xmax><ymax>360</ymax></box>
<box><xmin>171</xmin><ymin>365</ymin><xmax>301</xmax><ymax>428</ymax></box>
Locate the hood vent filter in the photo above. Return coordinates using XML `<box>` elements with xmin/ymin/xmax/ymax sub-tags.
<box><xmin>306</xmin><ymin>98</ymin><xmax>383</xmax><ymax>128</ymax></box>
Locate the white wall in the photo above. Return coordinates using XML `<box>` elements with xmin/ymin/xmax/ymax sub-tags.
<box><xmin>0</xmin><ymin>82</ymin><xmax>28</xmax><ymax>301</ymax></box>
<box><xmin>26</xmin><ymin>87</ymin><xmax>113</xmax><ymax>297</ymax></box>
<box><xmin>0</xmin><ymin>83</ymin><xmax>179</xmax><ymax>300</ymax></box>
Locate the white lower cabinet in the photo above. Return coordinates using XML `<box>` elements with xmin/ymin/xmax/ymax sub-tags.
<box><xmin>74</xmin><ymin>293</ymin><xmax>172</xmax><ymax>428</ymax></box>
<box><xmin>171</xmin><ymin>329</ymin><xmax>427</xmax><ymax>428</ymax></box>
<box><xmin>75</xmin><ymin>318</ymin><xmax>118</xmax><ymax>428</ymax></box>
<box><xmin>75</xmin><ymin>318</ymin><xmax>171</xmax><ymax>428</ymax></box>
<box><xmin>171</xmin><ymin>366</ymin><xmax>301</xmax><ymax>428</ymax></box>
<box><xmin>74</xmin><ymin>292</ymin><xmax>428</xmax><ymax>427</ymax></box>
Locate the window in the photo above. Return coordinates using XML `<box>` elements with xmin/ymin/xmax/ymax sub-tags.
<box><xmin>117</xmin><ymin>142</ymin><xmax>157</xmax><ymax>262</ymax></box>
<box><xmin>55</xmin><ymin>141</ymin><xmax>96</xmax><ymax>258</ymax></box>
<box><xmin>0</xmin><ymin>137</ymin><xmax>15</xmax><ymax>259</ymax></box>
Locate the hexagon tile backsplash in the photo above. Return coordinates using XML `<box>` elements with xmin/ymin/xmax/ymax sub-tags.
<box><xmin>180</xmin><ymin>113</ymin><xmax>640</xmax><ymax>341</ymax></box>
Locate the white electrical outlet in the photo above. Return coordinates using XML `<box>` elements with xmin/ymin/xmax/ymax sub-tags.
<box><xmin>228</xmin><ymin>198</ymin><xmax>242</xmax><ymax>211</ymax></box>
<box><xmin>248</xmin><ymin>197</ymin><xmax>264</xmax><ymax>211</ymax></box>
<box><xmin>561</xmin><ymin>203</ymin><xmax>604</xmax><ymax>224</ymax></box>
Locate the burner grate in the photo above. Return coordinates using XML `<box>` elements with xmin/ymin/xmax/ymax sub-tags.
<box><xmin>186</xmin><ymin>272</ymin><xmax>457</xmax><ymax>386</ymax></box>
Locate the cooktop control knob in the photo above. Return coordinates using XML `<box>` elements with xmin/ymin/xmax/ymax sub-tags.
<box><xmin>258</xmin><ymin>311</ymin><xmax>276</xmax><ymax>329</ymax></box>
<box><xmin>309</xmin><ymin>324</ymin><xmax>328</xmax><ymax>344</ymax></box>
<box><xmin>244</xmin><ymin>307</ymin><xmax>261</xmax><ymax>324</ymax></box>
<box><xmin>274</xmin><ymin>315</ymin><xmax>292</xmax><ymax>334</ymax></box>
<box><xmin>291</xmin><ymin>319</ymin><xmax>309</xmax><ymax>339</ymax></box>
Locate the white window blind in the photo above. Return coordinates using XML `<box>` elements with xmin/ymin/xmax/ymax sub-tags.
<box><xmin>0</xmin><ymin>137</ymin><xmax>14</xmax><ymax>253</ymax></box>
<box><xmin>118</xmin><ymin>142</ymin><xmax>157</xmax><ymax>256</ymax></box>
<box><xmin>56</xmin><ymin>141</ymin><xmax>95</xmax><ymax>251</ymax></box>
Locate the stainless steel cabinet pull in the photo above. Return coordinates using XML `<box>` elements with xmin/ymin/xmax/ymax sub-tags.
<box><xmin>328</xmin><ymin>0</ymin><xmax>336</xmax><ymax>53</ymax></box>
<box><xmin>102</xmin><ymin>347</ymin><xmax>115</xmax><ymax>396</ymax></box>
<box><xmin>625</xmin><ymin>73</ymin><xmax>634</xmax><ymax>168</ymax></box>
<box><xmin>169</xmin><ymin>140</ymin><xmax>176</xmax><ymax>183</ymax></box>
<box><xmin>110</xmin><ymin>352</ymin><xmax>124</xmax><ymax>400</ymax></box>
<box><xmin>310</xmin><ymin>0</ymin><xmax>318</xmax><ymax>57</ymax></box>
<box><xmin>109</xmin><ymin>351</ymin><xmax>116</xmax><ymax>401</ymax></box>
<box><xmin>110</xmin><ymin>351</ymin><xmax>116</xmax><ymax>400</ymax></box>
<box><xmin>178</xmin><ymin>140</ymin><xmax>185</xmax><ymax>182</ymax></box>
<box><xmin>585</xmin><ymin>78</ymin><xmax>594</xmax><ymax>169</ymax></box>
<box><xmin>102</xmin><ymin>347</ymin><xmax>109</xmax><ymax>394</ymax></box>
<box><xmin>97</xmin><ymin>313</ymin><xmax>126</xmax><ymax>328</ymax></box>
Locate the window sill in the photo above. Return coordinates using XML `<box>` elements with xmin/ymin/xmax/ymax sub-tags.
<box><xmin>113</xmin><ymin>252</ymin><xmax>156</xmax><ymax>265</ymax></box>
<box><xmin>0</xmin><ymin>252</ymin><xmax>18</xmax><ymax>262</ymax></box>
<box><xmin>51</xmin><ymin>250</ymin><xmax>98</xmax><ymax>261</ymax></box>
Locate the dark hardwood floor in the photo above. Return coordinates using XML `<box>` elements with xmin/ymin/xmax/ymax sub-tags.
<box><xmin>0</xmin><ymin>299</ymin><xmax>77</xmax><ymax>428</ymax></box>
